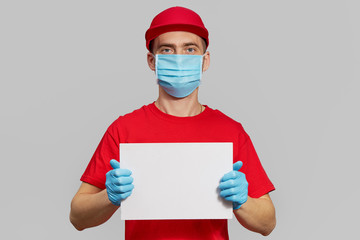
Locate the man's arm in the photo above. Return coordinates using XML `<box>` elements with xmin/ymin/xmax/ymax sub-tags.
<box><xmin>70</xmin><ymin>182</ymin><xmax>119</xmax><ymax>231</ymax></box>
<box><xmin>219</xmin><ymin>161</ymin><xmax>276</xmax><ymax>236</ymax></box>
<box><xmin>233</xmin><ymin>193</ymin><xmax>276</xmax><ymax>236</ymax></box>
<box><xmin>70</xmin><ymin>159</ymin><xmax>134</xmax><ymax>231</ymax></box>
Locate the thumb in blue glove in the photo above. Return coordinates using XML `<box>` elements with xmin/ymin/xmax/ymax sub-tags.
<box><xmin>105</xmin><ymin>159</ymin><xmax>134</xmax><ymax>206</ymax></box>
<box><xmin>219</xmin><ymin>161</ymin><xmax>248</xmax><ymax>210</ymax></box>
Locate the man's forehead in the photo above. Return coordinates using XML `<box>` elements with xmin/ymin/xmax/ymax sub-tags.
<box><xmin>153</xmin><ymin>31</ymin><xmax>203</xmax><ymax>45</ymax></box>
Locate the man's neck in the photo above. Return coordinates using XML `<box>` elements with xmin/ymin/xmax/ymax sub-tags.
<box><xmin>155</xmin><ymin>87</ymin><xmax>203</xmax><ymax>117</ymax></box>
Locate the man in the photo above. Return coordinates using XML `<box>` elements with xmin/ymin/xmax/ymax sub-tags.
<box><xmin>70</xmin><ymin>6</ymin><xmax>276</xmax><ymax>239</ymax></box>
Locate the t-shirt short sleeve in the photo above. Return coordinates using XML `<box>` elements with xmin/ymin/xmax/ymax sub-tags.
<box><xmin>239</xmin><ymin>133</ymin><xmax>275</xmax><ymax>198</ymax></box>
<box><xmin>80</xmin><ymin>127</ymin><xmax>119</xmax><ymax>189</ymax></box>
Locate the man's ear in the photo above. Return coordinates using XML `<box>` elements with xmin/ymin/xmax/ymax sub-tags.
<box><xmin>202</xmin><ymin>51</ymin><xmax>210</xmax><ymax>72</ymax></box>
<box><xmin>147</xmin><ymin>52</ymin><xmax>155</xmax><ymax>71</ymax></box>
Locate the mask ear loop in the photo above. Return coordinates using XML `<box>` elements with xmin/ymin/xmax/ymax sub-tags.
<box><xmin>152</xmin><ymin>54</ymin><xmax>158</xmax><ymax>79</ymax></box>
<box><xmin>200</xmin><ymin>53</ymin><xmax>206</xmax><ymax>79</ymax></box>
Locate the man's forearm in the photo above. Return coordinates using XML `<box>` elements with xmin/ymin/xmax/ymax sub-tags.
<box><xmin>70</xmin><ymin>189</ymin><xmax>119</xmax><ymax>231</ymax></box>
<box><xmin>233</xmin><ymin>194</ymin><xmax>276</xmax><ymax>236</ymax></box>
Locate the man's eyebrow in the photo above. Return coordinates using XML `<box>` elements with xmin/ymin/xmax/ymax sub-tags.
<box><xmin>183</xmin><ymin>42</ymin><xmax>200</xmax><ymax>48</ymax></box>
<box><xmin>157</xmin><ymin>42</ymin><xmax>200</xmax><ymax>48</ymax></box>
<box><xmin>157</xmin><ymin>43</ymin><xmax>177</xmax><ymax>48</ymax></box>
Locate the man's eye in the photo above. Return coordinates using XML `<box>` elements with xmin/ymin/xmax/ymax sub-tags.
<box><xmin>161</xmin><ymin>48</ymin><xmax>172</xmax><ymax>53</ymax></box>
<box><xmin>187</xmin><ymin>48</ymin><xmax>195</xmax><ymax>53</ymax></box>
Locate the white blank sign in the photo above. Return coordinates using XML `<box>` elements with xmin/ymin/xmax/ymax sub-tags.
<box><xmin>120</xmin><ymin>142</ymin><xmax>233</xmax><ymax>220</ymax></box>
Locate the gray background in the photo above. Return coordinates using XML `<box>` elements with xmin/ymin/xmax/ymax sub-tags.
<box><xmin>1</xmin><ymin>0</ymin><xmax>359</xmax><ymax>239</ymax></box>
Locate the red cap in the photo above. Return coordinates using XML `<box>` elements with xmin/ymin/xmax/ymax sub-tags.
<box><xmin>145</xmin><ymin>6</ymin><xmax>209</xmax><ymax>51</ymax></box>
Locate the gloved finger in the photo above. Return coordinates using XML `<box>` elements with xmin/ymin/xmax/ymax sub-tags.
<box><xmin>113</xmin><ymin>176</ymin><xmax>134</xmax><ymax>186</ymax></box>
<box><xmin>219</xmin><ymin>178</ymin><xmax>242</xmax><ymax>190</ymax></box>
<box><xmin>119</xmin><ymin>184</ymin><xmax>134</xmax><ymax>193</ymax></box>
<box><xmin>226</xmin><ymin>191</ymin><xmax>248</xmax><ymax>203</ymax></box>
<box><xmin>110</xmin><ymin>159</ymin><xmax>120</xmax><ymax>169</ymax></box>
<box><xmin>221</xmin><ymin>171</ymin><xmax>240</xmax><ymax>182</ymax></box>
<box><xmin>112</xmin><ymin>168</ymin><xmax>132</xmax><ymax>177</ymax></box>
<box><xmin>112</xmin><ymin>183</ymin><xmax>134</xmax><ymax>194</ymax></box>
<box><xmin>224</xmin><ymin>194</ymin><xmax>244</xmax><ymax>203</ymax></box>
<box><xmin>219</xmin><ymin>186</ymin><xmax>242</xmax><ymax>198</ymax></box>
<box><xmin>233</xmin><ymin>161</ymin><xmax>243</xmax><ymax>171</ymax></box>
<box><xmin>119</xmin><ymin>191</ymin><xmax>132</xmax><ymax>200</ymax></box>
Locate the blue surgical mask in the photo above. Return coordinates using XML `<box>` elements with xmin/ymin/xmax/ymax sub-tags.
<box><xmin>154</xmin><ymin>54</ymin><xmax>204</xmax><ymax>98</ymax></box>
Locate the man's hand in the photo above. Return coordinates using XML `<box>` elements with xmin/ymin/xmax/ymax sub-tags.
<box><xmin>105</xmin><ymin>159</ymin><xmax>134</xmax><ymax>206</ymax></box>
<box><xmin>219</xmin><ymin>161</ymin><xmax>248</xmax><ymax>210</ymax></box>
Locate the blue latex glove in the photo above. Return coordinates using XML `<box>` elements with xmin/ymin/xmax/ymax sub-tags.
<box><xmin>105</xmin><ymin>159</ymin><xmax>134</xmax><ymax>206</ymax></box>
<box><xmin>219</xmin><ymin>161</ymin><xmax>248</xmax><ymax>210</ymax></box>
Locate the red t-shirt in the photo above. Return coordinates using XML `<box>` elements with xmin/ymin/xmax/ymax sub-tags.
<box><xmin>81</xmin><ymin>102</ymin><xmax>275</xmax><ymax>240</ymax></box>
